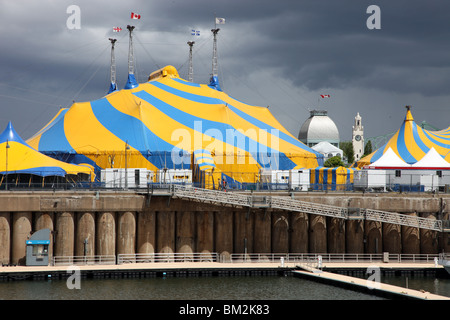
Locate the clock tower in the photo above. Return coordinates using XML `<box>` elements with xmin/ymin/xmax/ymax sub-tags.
<box><xmin>352</xmin><ymin>112</ymin><xmax>364</xmax><ymax>161</ymax></box>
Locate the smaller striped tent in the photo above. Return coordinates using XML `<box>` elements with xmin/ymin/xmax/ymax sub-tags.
<box><xmin>310</xmin><ymin>166</ymin><xmax>354</xmax><ymax>191</ymax></box>
<box><xmin>0</xmin><ymin>122</ymin><xmax>93</xmax><ymax>188</ymax></box>
<box><xmin>358</xmin><ymin>106</ymin><xmax>450</xmax><ymax>168</ymax></box>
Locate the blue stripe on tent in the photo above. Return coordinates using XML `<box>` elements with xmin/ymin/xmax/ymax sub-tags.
<box><xmin>38</xmin><ymin>111</ymin><xmax>75</xmax><ymax>153</ymax></box>
<box><xmin>90</xmin><ymin>98</ymin><xmax>185</xmax><ymax>169</ymax></box>
<box><xmin>225</xmin><ymin>104</ymin><xmax>318</xmax><ymax>154</ymax></box>
<box><xmin>422</xmin><ymin>129</ymin><xmax>450</xmax><ymax>149</ymax></box>
<box><xmin>0</xmin><ymin>166</ymin><xmax>67</xmax><ymax>177</ymax></box>
<box><xmin>151</xmin><ymin>81</ymin><xmax>320</xmax><ymax>157</ymax></box>
<box><xmin>411</xmin><ymin>123</ymin><xmax>430</xmax><ymax>154</ymax></box>
<box><xmin>151</xmin><ymin>81</ymin><xmax>222</xmax><ymax>105</ymax></box>
<box><xmin>133</xmin><ymin>90</ymin><xmax>297</xmax><ymax>170</ymax></box>
<box><xmin>396</xmin><ymin>123</ymin><xmax>416</xmax><ymax>163</ymax></box>
<box><xmin>33</xmin><ymin>109</ymin><xmax>68</xmax><ymax>141</ymax></box>
<box><xmin>170</xmin><ymin>78</ymin><xmax>201</xmax><ymax>87</ymax></box>
<box><xmin>369</xmin><ymin>142</ymin><xmax>388</xmax><ymax>163</ymax></box>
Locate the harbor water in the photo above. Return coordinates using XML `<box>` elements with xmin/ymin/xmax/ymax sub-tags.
<box><xmin>0</xmin><ymin>273</ymin><xmax>448</xmax><ymax>300</ymax></box>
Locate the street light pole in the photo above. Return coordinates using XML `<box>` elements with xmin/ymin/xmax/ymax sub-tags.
<box><xmin>125</xmin><ymin>140</ymin><xmax>130</xmax><ymax>190</ymax></box>
<box><xmin>5</xmin><ymin>140</ymin><xmax>10</xmax><ymax>191</ymax></box>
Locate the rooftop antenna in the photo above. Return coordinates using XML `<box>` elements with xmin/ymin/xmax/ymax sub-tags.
<box><xmin>187</xmin><ymin>41</ymin><xmax>195</xmax><ymax>82</ymax></box>
<box><xmin>211</xmin><ymin>27</ymin><xmax>220</xmax><ymax>79</ymax></box>
<box><xmin>124</xmin><ymin>25</ymin><xmax>138</xmax><ymax>89</ymax></box>
<box><xmin>209</xmin><ymin>16</ymin><xmax>223</xmax><ymax>91</ymax></box>
<box><xmin>107</xmin><ymin>38</ymin><xmax>117</xmax><ymax>94</ymax></box>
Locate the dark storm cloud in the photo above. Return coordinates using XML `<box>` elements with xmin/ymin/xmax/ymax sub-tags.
<box><xmin>1</xmin><ymin>0</ymin><xmax>450</xmax><ymax>141</ymax></box>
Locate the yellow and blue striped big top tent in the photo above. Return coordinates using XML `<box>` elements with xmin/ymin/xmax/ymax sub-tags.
<box><xmin>0</xmin><ymin>121</ymin><xmax>93</xmax><ymax>180</ymax></box>
<box><xmin>358</xmin><ymin>106</ymin><xmax>450</xmax><ymax>168</ymax></box>
<box><xmin>27</xmin><ymin>66</ymin><xmax>322</xmax><ymax>185</ymax></box>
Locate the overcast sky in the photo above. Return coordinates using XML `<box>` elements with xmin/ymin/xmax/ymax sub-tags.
<box><xmin>1</xmin><ymin>0</ymin><xmax>450</xmax><ymax>149</ymax></box>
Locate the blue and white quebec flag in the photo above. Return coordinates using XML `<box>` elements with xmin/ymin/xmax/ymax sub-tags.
<box><xmin>191</xmin><ymin>29</ymin><xmax>200</xmax><ymax>36</ymax></box>
<box><xmin>215</xmin><ymin>17</ymin><xmax>226</xmax><ymax>24</ymax></box>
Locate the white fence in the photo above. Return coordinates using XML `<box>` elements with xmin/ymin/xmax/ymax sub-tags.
<box><xmin>52</xmin><ymin>255</ymin><xmax>115</xmax><ymax>266</ymax></box>
<box><xmin>51</xmin><ymin>253</ymin><xmax>441</xmax><ymax>266</ymax></box>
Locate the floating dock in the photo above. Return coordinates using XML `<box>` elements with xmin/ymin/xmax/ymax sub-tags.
<box><xmin>294</xmin><ymin>263</ymin><xmax>450</xmax><ymax>300</ymax></box>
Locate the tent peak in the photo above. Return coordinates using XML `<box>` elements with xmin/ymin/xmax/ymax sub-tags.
<box><xmin>0</xmin><ymin>121</ymin><xmax>30</xmax><ymax>147</ymax></box>
<box><xmin>405</xmin><ymin>105</ymin><xmax>414</xmax><ymax>122</ymax></box>
<box><xmin>148</xmin><ymin>65</ymin><xmax>180</xmax><ymax>82</ymax></box>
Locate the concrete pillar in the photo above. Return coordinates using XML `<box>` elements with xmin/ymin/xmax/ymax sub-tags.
<box><xmin>439</xmin><ymin>211</ymin><xmax>450</xmax><ymax>253</ymax></box>
<box><xmin>327</xmin><ymin>217</ymin><xmax>345</xmax><ymax>253</ymax></box>
<box><xmin>54</xmin><ymin>212</ymin><xmax>75</xmax><ymax>258</ymax></box>
<box><xmin>196</xmin><ymin>211</ymin><xmax>214</xmax><ymax>259</ymax></box>
<box><xmin>364</xmin><ymin>220</ymin><xmax>382</xmax><ymax>254</ymax></box>
<box><xmin>382</xmin><ymin>222</ymin><xmax>402</xmax><ymax>254</ymax></box>
<box><xmin>156</xmin><ymin>211</ymin><xmax>175</xmax><ymax>254</ymax></box>
<box><xmin>290</xmin><ymin>212</ymin><xmax>308</xmax><ymax>253</ymax></box>
<box><xmin>137</xmin><ymin>209</ymin><xmax>156</xmax><ymax>255</ymax></box>
<box><xmin>253</xmin><ymin>211</ymin><xmax>271</xmax><ymax>255</ymax></box>
<box><xmin>96</xmin><ymin>211</ymin><xmax>116</xmax><ymax>256</ymax></box>
<box><xmin>75</xmin><ymin>212</ymin><xmax>95</xmax><ymax>257</ymax></box>
<box><xmin>34</xmin><ymin>212</ymin><xmax>54</xmax><ymax>261</ymax></box>
<box><xmin>346</xmin><ymin>220</ymin><xmax>364</xmax><ymax>254</ymax></box>
<box><xmin>309</xmin><ymin>214</ymin><xmax>327</xmax><ymax>253</ymax></box>
<box><xmin>0</xmin><ymin>213</ymin><xmax>10</xmax><ymax>265</ymax></box>
<box><xmin>117</xmin><ymin>211</ymin><xmax>136</xmax><ymax>256</ymax></box>
<box><xmin>401</xmin><ymin>212</ymin><xmax>420</xmax><ymax>254</ymax></box>
<box><xmin>12</xmin><ymin>212</ymin><xmax>32</xmax><ymax>265</ymax></box>
<box><xmin>176</xmin><ymin>211</ymin><xmax>195</xmax><ymax>257</ymax></box>
<box><xmin>214</xmin><ymin>211</ymin><xmax>233</xmax><ymax>261</ymax></box>
<box><xmin>420</xmin><ymin>212</ymin><xmax>438</xmax><ymax>254</ymax></box>
<box><xmin>233</xmin><ymin>210</ymin><xmax>254</xmax><ymax>258</ymax></box>
<box><xmin>272</xmin><ymin>212</ymin><xmax>289</xmax><ymax>253</ymax></box>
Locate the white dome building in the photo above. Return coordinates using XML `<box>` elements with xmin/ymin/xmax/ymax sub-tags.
<box><xmin>298</xmin><ymin>110</ymin><xmax>340</xmax><ymax>148</ymax></box>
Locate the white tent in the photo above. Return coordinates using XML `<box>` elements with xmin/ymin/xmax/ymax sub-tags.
<box><xmin>366</xmin><ymin>147</ymin><xmax>411</xmax><ymax>168</ymax></box>
<box><xmin>412</xmin><ymin>147</ymin><xmax>450</xmax><ymax>168</ymax></box>
<box><xmin>311</xmin><ymin>141</ymin><xmax>343</xmax><ymax>159</ymax></box>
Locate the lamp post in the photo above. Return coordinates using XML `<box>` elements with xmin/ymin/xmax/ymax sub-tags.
<box><xmin>5</xmin><ymin>140</ymin><xmax>9</xmax><ymax>191</ymax></box>
<box><xmin>125</xmin><ymin>140</ymin><xmax>130</xmax><ymax>190</ymax></box>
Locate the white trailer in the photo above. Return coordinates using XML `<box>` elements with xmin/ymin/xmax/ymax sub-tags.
<box><xmin>260</xmin><ymin>169</ymin><xmax>310</xmax><ymax>191</ymax></box>
<box><xmin>101</xmin><ymin>168</ymin><xmax>154</xmax><ymax>188</ymax></box>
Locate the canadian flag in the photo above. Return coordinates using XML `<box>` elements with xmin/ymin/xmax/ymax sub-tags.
<box><xmin>113</xmin><ymin>27</ymin><xmax>122</xmax><ymax>32</ymax></box>
<box><xmin>131</xmin><ymin>12</ymin><xmax>141</xmax><ymax>19</ymax></box>
<box><xmin>320</xmin><ymin>94</ymin><xmax>331</xmax><ymax>98</ymax></box>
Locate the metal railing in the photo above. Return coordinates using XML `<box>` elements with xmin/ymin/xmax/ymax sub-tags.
<box><xmin>171</xmin><ymin>185</ymin><xmax>444</xmax><ymax>231</ymax></box>
<box><xmin>51</xmin><ymin>253</ymin><xmax>441</xmax><ymax>267</ymax></box>
<box><xmin>52</xmin><ymin>255</ymin><xmax>116</xmax><ymax>266</ymax></box>
<box><xmin>117</xmin><ymin>252</ymin><xmax>219</xmax><ymax>264</ymax></box>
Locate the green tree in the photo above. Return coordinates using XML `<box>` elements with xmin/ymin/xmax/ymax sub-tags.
<box><xmin>363</xmin><ymin>140</ymin><xmax>373</xmax><ymax>157</ymax></box>
<box><xmin>324</xmin><ymin>155</ymin><xmax>345</xmax><ymax>167</ymax></box>
<box><xmin>339</xmin><ymin>141</ymin><xmax>354</xmax><ymax>165</ymax></box>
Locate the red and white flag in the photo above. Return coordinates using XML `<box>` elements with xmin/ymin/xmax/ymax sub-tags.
<box><xmin>320</xmin><ymin>94</ymin><xmax>331</xmax><ymax>98</ymax></box>
<box><xmin>113</xmin><ymin>27</ymin><xmax>122</xmax><ymax>32</ymax></box>
<box><xmin>131</xmin><ymin>12</ymin><xmax>141</xmax><ymax>20</ymax></box>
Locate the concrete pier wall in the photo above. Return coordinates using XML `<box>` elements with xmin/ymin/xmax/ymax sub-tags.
<box><xmin>0</xmin><ymin>191</ymin><xmax>449</xmax><ymax>265</ymax></box>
